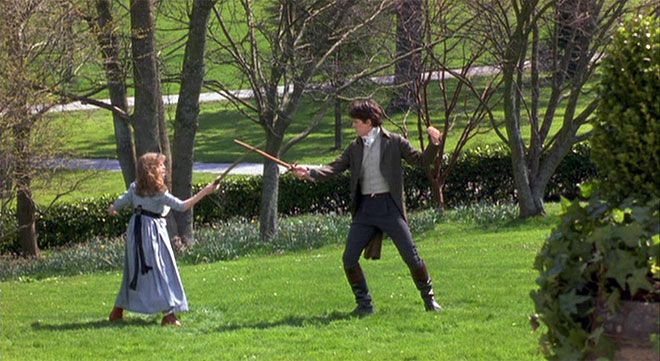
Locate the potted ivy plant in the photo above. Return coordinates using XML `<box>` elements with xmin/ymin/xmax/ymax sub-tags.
<box><xmin>531</xmin><ymin>14</ymin><xmax>659</xmax><ymax>361</ymax></box>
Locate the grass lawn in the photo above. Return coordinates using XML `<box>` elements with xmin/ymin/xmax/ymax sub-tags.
<box><xmin>0</xmin><ymin>211</ymin><xmax>557</xmax><ymax>360</ymax></box>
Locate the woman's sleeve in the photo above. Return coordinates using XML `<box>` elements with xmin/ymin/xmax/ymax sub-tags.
<box><xmin>162</xmin><ymin>192</ymin><xmax>186</xmax><ymax>212</ymax></box>
<box><xmin>113</xmin><ymin>182</ymin><xmax>135</xmax><ymax>210</ymax></box>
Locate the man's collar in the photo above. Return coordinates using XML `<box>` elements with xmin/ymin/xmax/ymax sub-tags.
<box><xmin>361</xmin><ymin>127</ymin><xmax>380</xmax><ymax>147</ymax></box>
<box><xmin>380</xmin><ymin>127</ymin><xmax>391</xmax><ymax>138</ymax></box>
<box><xmin>357</xmin><ymin>126</ymin><xmax>390</xmax><ymax>145</ymax></box>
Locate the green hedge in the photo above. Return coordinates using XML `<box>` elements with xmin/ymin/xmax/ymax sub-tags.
<box><xmin>0</xmin><ymin>143</ymin><xmax>596</xmax><ymax>253</ymax></box>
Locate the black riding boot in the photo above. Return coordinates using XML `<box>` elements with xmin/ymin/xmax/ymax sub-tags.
<box><xmin>345</xmin><ymin>264</ymin><xmax>374</xmax><ymax>317</ymax></box>
<box><xmin>411</xmin><ymin>262</ymin><xmax>442</xmax><ymax>312</ymax></box>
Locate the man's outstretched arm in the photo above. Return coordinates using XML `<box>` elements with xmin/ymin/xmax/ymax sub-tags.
<box><xmin>292</xmin><ymin>146</ymin><xmax>352</xmax><ymax>181</ymax></box>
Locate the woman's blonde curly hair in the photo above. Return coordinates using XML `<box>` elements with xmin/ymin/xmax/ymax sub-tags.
<box><xmin>136</xmin><ymin>152</ymin><xmax>168</xmax><ymax>196</ymax></box>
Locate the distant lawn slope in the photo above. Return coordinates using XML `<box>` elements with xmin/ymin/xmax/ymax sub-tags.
<box><xmin>47</xmin><ymin>77</ymin><xmax>595</xmax><ymax>166</ymax></box>
<box><xmin>0</xmin><ymin>213</ymin><xmax>556</xmax><ymax>360</ymax></box>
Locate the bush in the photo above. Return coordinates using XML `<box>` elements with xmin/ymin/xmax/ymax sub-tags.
<box><xmin>37</xmin><ymin>194</ymin><xmax>131</xmax><ymax>249</ymax></box>
<box><xmin>0</xmin><ymin>210</ymin><xmax>18</xmax><ymax>253</ymax></box>
<box><xmin>591</xmin><ymin>15</ymin><xmax>660</xmax><ymax>202</ymax></box>
<box><xmin>407</xmin><ymin>143</ymin><xmax>595</xmax><ymax>207</ymax></box>
<box><xmin>188</xmin><ymin>143</ymin><xmax>594</xmax><ymax>225</ymax></box>
<box><xmin>0</xmin><ymin>198</ymin><xmax>131</xmax><ymax>254</ymax></box>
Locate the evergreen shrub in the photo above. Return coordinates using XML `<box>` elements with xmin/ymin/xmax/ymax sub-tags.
<box><xmin>591</xmin><ymin>14</ymin><xmax>659</xmax><ymax>202</ymax></box>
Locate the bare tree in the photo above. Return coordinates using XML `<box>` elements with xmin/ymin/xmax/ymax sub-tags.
<box><xmin>130</xmin><ymin>0</ymin><xmax>171</xmax><ymax>165</ymax></box>
<box><xmin>90</xmin><ymin>0</ymin><xmax>136</xmax><ymax>187</ymax></box>
<box><xmin>413</xmin><ymin>0</ymin><xmax>502</xmax><ymax>210</ymax></box>
<box><xmin>74</xmin><ymin>0</ymin><xmax>215</xmax><ymax>242</ymax></box>
<box><xmin>388</xmin><ymin>0</ymin><xmax>424</xmax><ymax>113</ymax></box>
<box><xmin>55</xmin><ymin>1</ymin><xmax>173</xmax><ymax>236</ymax></box>
<box><xmin>469</xmin><ymin>0</ymin><xmax>631</xmax><ymax>217</ymax></box>
<box><xmin>170</xmin><ymin>0</ymin><xmax>216</xmax><ymax>243</ymax></box>
<box><xmin>60</xmin><ymin>0</ymin><xmax>169</xmax><ymax>186</ymax></box>
<box><xmin>0</xmin><ymin>0</ymin><xmax>89</xmax><ymax>256</ymax></box>
<box><xmin>206</xmin><ymin>0</ymin><xmax>396</xmax><ymax>240</ymax></box>
<box><xmin>303</xmin><ymin>2</ymin><xmax>389</xmax><ymax>150</ymax></box>
<box><xmin>81</xmin><ymin>0</ymin><xmax>170</xmax><ymax>172</ymax></box>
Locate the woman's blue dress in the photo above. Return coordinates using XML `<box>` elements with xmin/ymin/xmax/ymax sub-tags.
<box><xmin>112</xmin><ymin>182</ymin><xmax>188</xmax><ymax>314</ymax></box>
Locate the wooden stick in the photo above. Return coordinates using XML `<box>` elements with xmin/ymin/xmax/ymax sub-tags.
<box><xmin>233</xmin><ymin>139</ymin><xmax>293</xmax><ymax>170</ymax></box>
<box><xmin>212</xmin><ymin>159</ymin><xmax>242</xmax><ymax>185</ymax></box>
<box><xmin>213</xmin><ymin>140</ymin><xmax>266</xmax><ymax>185</ymax></box>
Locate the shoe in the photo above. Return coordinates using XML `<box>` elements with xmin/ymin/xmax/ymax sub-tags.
<box><xmin>411</xmin><ymin>263</ymin><xmax>442</xmax><ymax>312</ymax></box>
<box><xmin>423</xmin><ymin>297</ymin><xmax>443</xmax><ymax>312</ymax></box>
<box><xmin>108</xmin><ymin>307</ymin><xmax>123</xmax><ymax>321</ymax></box>
<box><xmin>350</xmin><ymin>305</ymin><xmax>374</xmax><ymax>317</ymax></box>
<box><xmin>345</xmin><ymin>264</ymin><xmax>375</xmax><ymax>318</ymax></box>
<box><xmin>161</xmin><ymin>313</ymin><xmax>182</xmax><ymax>327</ymax></box>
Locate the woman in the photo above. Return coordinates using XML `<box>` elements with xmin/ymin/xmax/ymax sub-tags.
<box><xmin>107</xmin><ymin>152</ymin><xmax>218</xmax><ymax>326</ymax></box>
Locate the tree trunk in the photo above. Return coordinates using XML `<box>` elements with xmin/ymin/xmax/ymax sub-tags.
<box><xmin>16</xmin><ymin>189</ymin><xmax>37</xmax><ymax>257</ymax></box>
<box><xmin>130</xmin><ymin>0</ymin><xmax>177</xmax><ymax>237</ymax></box>
<box><xmin>530</xmin><ymin>133</ymin><xmax>580</xmax><ymax>216</ymax></box>
<box><xmin>61</xmin><ymin>8</ymin><xmax>75</xmax><ymax>85</ymax></box>
<box><xmin>512</xmin><ymin>166</ymin><xmax>544</xmax><ymax>217</ymax></box>
<box><xmin>129</xmin><ymin>0</ymin><xmax>165</xmax><ymax>158</ymax></box>
<box><xmin>556</xmin><ymin>0</ymin><xmax>596</xmax><ymax>80</ymax></box>
<box><xmin>506</xmin><ymin>109</ymin><xmax>543</xmax><ymax>217</ymax></box>
<box><xmin>14</xmin><ymin>123</ymin><xmax>38</xmax><ymax>257</ymax></box>
<box><xmin>95</xmin><ymin>0</ymin><xmax>135</xmax><ymax>187</ymax></box>
<box><xmin>172</xmin><ymin>0</ymin><xmax>214</xmax><ymax>243</ymax></box>
<box><xmin>529</xmin><ymin>181</ymin><xmax>546</xmax><ymax>215</ymax></box>
<box><xmin>501</xmin><ymin>13</ymin><xmax>545</xmax><ymax>218</ymax></box>
<box><xmin>388</xmin><ymin>0</ymin><xmax>423</xmax><ymax>113</ymax></box>
<box><xmin>0</xmin><ymin>146</ymin><xmax>10</xmax><ymax>206</ymax></box>
<box><xmin>157</xmin><ymin>99</ymin><xmax>172</xmax><ymax>179</ymax></box>
<box><xmin>503</xmin><ymin>65</ymin><xmax>544</xmax><ymax>217</ymax></box>
<box><xmin>5</xmin><ymin>6</ymin><xmax>39</xmax><ymax>256</ymax></box>
<box><xmin>429</xmin><ymin>175</ymin><xmax>445</xmax><ymax>211</ymax></box>
<box><xmin>333</xmin><ymin>94</ymin><xmax>342</xmax><ymax>150</ymax></box>
<box><xmin>259</xmin><ymin>135</ymin><xmax>283</xmax><ymax>241</ymax></box>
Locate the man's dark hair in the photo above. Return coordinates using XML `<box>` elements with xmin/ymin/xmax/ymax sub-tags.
<box><xmin>348</xmin><ymin>99</ymin><xmax>385</xmax><ymax>127</ymax></box>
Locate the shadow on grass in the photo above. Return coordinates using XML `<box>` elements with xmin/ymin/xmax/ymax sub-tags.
<box><xmin>213</xmin><ymin>310</ymin><xmax>353</xmax><ymax>333</ymax></box>
<box><xmin>31</xmin><ymin>318</ymin><xmax>155</xmax><ymax>331</ymax></box>
<box><xmin>31</xmin><ymin>311</ymin><xmax>355</xmax><ymax>333</ymax></box>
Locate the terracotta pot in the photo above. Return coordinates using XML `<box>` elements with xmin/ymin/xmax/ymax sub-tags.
<box><xmin>597</xmin><ymin>301</ymin><xmax>660</xmax><ymax>361</ymax></box>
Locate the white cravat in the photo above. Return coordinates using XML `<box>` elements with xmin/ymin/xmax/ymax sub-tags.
<box><xmin>361</xmin><ymin>127</ymin><xmax>380</xmax><ymax>147</ymax></box>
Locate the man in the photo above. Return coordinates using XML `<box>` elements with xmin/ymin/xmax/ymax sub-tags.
<box><xmin>292</xmin><ymin>98</ymin><xmax>442</xmax><ymax>316</ymax></box>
